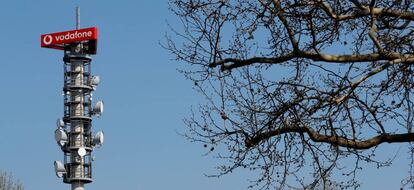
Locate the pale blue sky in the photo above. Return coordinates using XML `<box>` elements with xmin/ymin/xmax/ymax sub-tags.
<box><xmin>0</xmin><ymin>1</ymin><xmax>409</xmax><ymax>189</ymax></box>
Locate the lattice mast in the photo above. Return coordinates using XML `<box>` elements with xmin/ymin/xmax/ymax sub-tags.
<box><xmin>42</xmin><ymin>7</ymin><xmax>104</xmax><ymax>190</ymax></box>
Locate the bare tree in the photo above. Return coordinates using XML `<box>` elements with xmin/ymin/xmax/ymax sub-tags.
<box><xmin>167</xmin><ymin>0</ymin><xmax>414</xmax><ymax>189</ymax></box>
<box><xmin>0</xmin><ymin>171</ymin><xmax>24</xmax><ymax>190</ymax></box>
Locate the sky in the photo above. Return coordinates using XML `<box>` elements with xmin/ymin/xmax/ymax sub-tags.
<box><xmin>0</xmin><ymin>1</ymin><xmax>410</xmax><ymax>190</ymax></box>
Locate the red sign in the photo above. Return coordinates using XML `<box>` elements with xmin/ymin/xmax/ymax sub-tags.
<box><xmin>41</xmin><ymin>27</ymin><xmax>98</xmax><ymax>54</ymax></box>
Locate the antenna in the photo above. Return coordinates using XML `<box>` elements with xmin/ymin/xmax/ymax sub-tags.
<box><xmin>41</xmin><ymin>7</ymin><xmax>104</xmax><ymax>190</ymax></box>
<box><xmin>76</xmin><ymin>7</ymin><xmax>80</xmax><ymax>30</ymax></box>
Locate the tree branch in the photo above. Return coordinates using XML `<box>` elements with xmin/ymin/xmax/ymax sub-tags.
<box><xmin>246</xmin><ymin>125</ymin><xmax>414</xmax><ymax>149</ymax></box>
<box><xmin>271</xmin><ymin>0</ymin><xmax>299</xmax><ymax>51</ymax></box>
<box><xmin>209</xmin><ymin>51</ymin><xmax>412</xmax><ymax>70</ymax></box>
<box><xmin>317</xmin><ymin>2</ymin><xmax>414</xmax><ymax>21</ymax></box>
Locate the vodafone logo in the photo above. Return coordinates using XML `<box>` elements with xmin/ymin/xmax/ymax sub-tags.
<box><xmin>43</xmin><ymin>35</ymin><xmax>53</xmax><ymax>45</ymax></box>
<box><xmin>41</xmin><ymin>27</ymin><xmax>97</xmax><ymax>50</ymax></box>
<box><xmin>54</xmin><ymin>31</ymin><xmax>93</xmax><ymax>42</ymax></box>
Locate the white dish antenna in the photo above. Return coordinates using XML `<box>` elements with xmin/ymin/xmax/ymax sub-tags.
<box><xmin>91</xmin><ymin>75</ymin><xmax>100</xmax><ymax>86</ymax></box>
<box><xmin>93</xmin><ymin>101</ymin><xmax>104</xmax><ymax>116</ymax></box>
<box><xmin>54</xmin><ymin>129</ymin><xmax>68</xmax><ymax>146</ymax></box>
<box><xmin>56</xmin><ymin>118</ymin><xmax>65</xmax><ymax>128</ymax></box>
<box><xmin>54</xmin><ymin>160</ymin><xmax>67</xmax><ymax>178</ymax></box>
<box><xmin>78</xmin><ymin>147</ymin><xmax>87</xmax><ymax>157</ymax></box>
<box><xmin>93</xmin><ymin>131</ymin><xmax>104</xmax><ymax>148</ymax></box>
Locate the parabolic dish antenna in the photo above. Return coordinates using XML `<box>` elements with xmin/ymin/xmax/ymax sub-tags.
<box><xmin>56</xmin><ymin>118</ymin><xmax>65</xmax><ymax>128</ymax></box>
<box><xmin>78</xmin><ymin>147</ymin><xmax>87</xmax><ymax>157</ymax></box>
<box><xmin>54</xmin><ymin>160</ymin><xmax>66</xmax><ymax>178</ymax></box>
<box><xmin>93</xmin><ymin>131</ymin><xmax>104</xmax><ymax>148</ymax></box>
<box><xmin>54</xmin><ymin>129</ymin><xmax>68</xmax><ymax>146</ymax></box>
<box><xmin>93</xmin><ymin>101</ymin><xmax>104</xmax><ymax>116</ymax></box>
<box><xmin>91</xmin><ymin>75</ymin><xmax>100</xmax><ymax>86</ymax></box>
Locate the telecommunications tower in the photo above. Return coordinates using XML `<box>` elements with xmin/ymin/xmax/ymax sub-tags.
<box><xmin>41</xmin><ymin>7</ymin><xmax>105</xmax><ymax>190</ymax></box>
